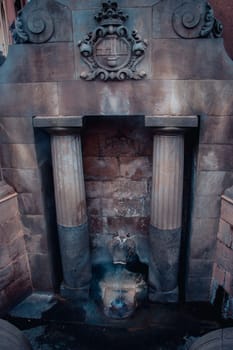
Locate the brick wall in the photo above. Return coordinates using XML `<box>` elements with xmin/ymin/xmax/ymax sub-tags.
<box><xmin>211</xmin><ymin>186</ymin><xmax>233</xmax><ymax>318</ymax></box>
<box><xmin>0</xmin><ymin>181</ymin><xmax>32</xmax><ymax>315</ymax></box>
<box><xmin>82</xmin><ymin>117</ymin><xmax>153</xmax><ymax>263</ymax></box>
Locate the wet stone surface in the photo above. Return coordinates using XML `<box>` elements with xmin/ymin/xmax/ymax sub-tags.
<box><xmin>6</xmin><ymin>301</ymin><xmax>233</xmax><ymax>350</ymax></box>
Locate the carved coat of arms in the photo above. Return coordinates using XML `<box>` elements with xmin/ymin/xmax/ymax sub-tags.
<box><xmin>78</xmin><ymin>1</ymin><xmax>148</xmax><ymax>81</ymax></box>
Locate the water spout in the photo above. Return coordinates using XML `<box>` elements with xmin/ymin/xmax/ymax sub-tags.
<box><xmin>108</xmin><ymin>233</ymin><xmax>136</xmax><ymax>265</ymax></box>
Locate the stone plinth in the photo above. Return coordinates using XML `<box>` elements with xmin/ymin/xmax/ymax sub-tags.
<box><xmin>149</xmin><ymin>130</ymin><xmax>184</xmax><ymax>302</ymax></box>
<box><xmin>51</xmin><ymin>131</ymin><xmax>91</xmax><ymax>301</ymax></box>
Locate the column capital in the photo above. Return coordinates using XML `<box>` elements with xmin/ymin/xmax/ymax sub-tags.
<box><xmin>33</xmin><ymin>116</ymin><xmax>84</xmax><ymax>135</ymax></box>
<box><xmin>145</xmin><ymin>115</ymin><xmax>198</xmax><ymax>129</ymax></box>
<box><xmin>151</xmin><ymin>127</ymin><xmax>186</xmax><ymax>135</ymax></box>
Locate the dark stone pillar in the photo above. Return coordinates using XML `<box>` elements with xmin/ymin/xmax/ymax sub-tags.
<box><xmin>50</xmin><ymin>131</ymin><xmax>91</xmax><ymax>301</ymax></box>
<box><xmin>149</xmin><ymin>129</ymin><xmax>184</xmax><ymax>302</ymax></box>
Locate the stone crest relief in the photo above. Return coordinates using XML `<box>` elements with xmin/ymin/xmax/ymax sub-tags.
<box><xmin>78</xmin><ymin>1</ymin><xmax>148</xmax><ymax>81</ymax></box>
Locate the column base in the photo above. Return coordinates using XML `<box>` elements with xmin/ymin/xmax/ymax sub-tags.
<box><xmin>149</xmin><ymin>225</ymin><xmax>181</xmax><ymax>303</ymax></box>
<box><xmin>60</xmin><ymin>282</ymin><xmax>90</xmax><ymax>302</ymax></box>
<box><xmin>148</xmin><ymin>286</ymin><xmax>179</xmax><ymax>303</ymax></box>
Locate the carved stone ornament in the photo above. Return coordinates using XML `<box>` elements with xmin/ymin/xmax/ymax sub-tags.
<box><xmin>172</xmin><ymin>0</ymin><xmax>223</xmax><ymax>39</ymax></box>
<box><xmin>78</xmin><ymin>1</ymin><xmax>148</xmax><ymax>81</ymax></box>
<box><xmin>11</xmin><ymin>4</ymin><xmax>54</xmax><ymax>44</ymax></box>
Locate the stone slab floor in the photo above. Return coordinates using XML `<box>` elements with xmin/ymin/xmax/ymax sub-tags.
<box><xmin>5</xmin><ymin>294</ymin><xmax>233</xmax><ymax>350</ymax></box>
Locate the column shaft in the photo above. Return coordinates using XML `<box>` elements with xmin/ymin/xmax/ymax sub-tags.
<box><xmin>51</xmin><ymin>134</ymin><xmax>91</xmax><ymax>301</ymax></box>
<box><xmin>149</xmin><ymin>132</ymin><xmax>184</xmax><ymax>302</ymax></box>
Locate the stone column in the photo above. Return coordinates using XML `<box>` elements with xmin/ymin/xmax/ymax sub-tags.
<box><xmin>149</xmin><ymin>129</ymin><xmax>184</xmax><ymax>303</ymax></box>
<box><xmin>50</xmin><ymin>130</ymin><xmax>91</xmax><ymax>301</ymax></box>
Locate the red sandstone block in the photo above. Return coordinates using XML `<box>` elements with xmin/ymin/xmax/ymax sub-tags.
<box><xmin>87</xmin><ymin>198</ymin><xmax>102</xmax><ymax>216</ymax></box>
<box><xmin>216</xmin><ymin>241</ymin><xmax>233</xmax><ymax>272</ymax></box>
<box><xmin>4</xmin><ymin>275</ymin><xmax>32</xmax><ymax>307</ymax></box>
<box><xmin>0</xmin><ymin>290</ymin><xmax>8</xmax><ymax>315</ymax></box>
<box><xmin>8</xmin><ymin>236</ymin><xmax>27</xmax><ymax>262</ymax></box>
<box><xmin>199</xmin><ymin>115</ymin><xmax>233</xmax><ymax>145</ymax></box>
<box><xmin>102</xmin><ymin>179</ymin><xmax>148</xmax><ymax>200</ymax></box>
<box><xmin>120</xmin><ymin>157</ymin><xmax>152</xmax><ymax>180</ymax></box>
<box><xmin>212</xmin><ymin>262</ymin><xmax>225</xmax><ymax>286</ymax></box>
<box><xmin>12</xmin><ymin>254</ymin><xmax>30</xmax><ymax>279</ymax></box>
<box><xmin>0</xmin><ymin>215</ymin><xmax>22</xmax><ymax>244</ymax></box>
<box><xmin>217</xmin><ymin>219</ymin><xmax>233</xmax><ymax>248</ymax></box>
<box><xmin>24</xmin><ymin>232</ymin><xmax>49</xmax><ymax>255</ymax></box>
<box><xmin>88</xmin><ymin>216</ymin><xmax>103</xmax><ymax>234</ymax></box>
<box><xmin>0</xmin><ymin>196</ymin><xmax>19</xmax><ymax>222</ymax></box>
<box><xmin>0</xmin><ymin>117</ymin><xmax>35</xmax><ymax>144</ymax></box>
<box><xmin>0</xmin><ymin>248</ymin><xmax>10</xmax><ymax>270</ymax></box>
<box><xmin>193</xmin><ymin>194</ymin><xmax>221</xmax><ymax>219</ymax></box>
<box><xmin>198</xmin><ymin>145</ymin><xmax>233</xmax><ymax>171</ymax></box>
<box><xmin>18</xmin><ymin>192</ymin><xmax>44</xmax><ymax>215</ymax></box>
<box><xmin>85</xmin><ymin>181</ymin><xmax>103</xmax><ymax>199</ymax></box>
<box><xmin>0</xmin><ymin>144</ymin><xmax>38</xmax><ymax>169</ymax></box>
<box><xmin>0</xmin><ymin>236</ymin><xmax>26</xmax><ymax>270</ymax></box>
<box><xmin>84</xmin><ymin>157</ymin><xmax>119</xmax><ymax>180</ymax></box>
<box><xmin>129</xmin><ymin>128</ymin><xmax>153</xmax><ymax>156</ymax></box>
<box><xmin>104</xmin><ymin>217</ymin><xmax>150</xmax><ymax>235</ymax></box>
<box><xmin>98</xmin><ymin>131</ymin><xmax>136</xmax><ymax>157</ymax></box>
<box><xmin>224</xmin><ymin>271</ymin><xmax>233</xmax><ymax>295</ymax></box>
<box><xmin>82</xmin><ymin>134</ymin><xmax>100</xmax><ymax>157</ymax></box>
<box><xmin>21</xmin><ymin>215</ymin><xmax>47</xmax><ymax>237</ymax></box>
<box><xmin>190</xmin><ymin>218</ymin><xmax>218</xmax><ymax>260</ymax></box>
<box><xmin>102</xmin><ymin>198</ymin><xmax>150</xmax><ymax>218</ymax></box>
<box><xmin>2</xmin><ymin>168</ymin><xmax>42</xmax><ymax>193</ymax></box>
<box><xmin>221</xmin><ymin>197</ymin><xmax>233</xmax><ymax>226</ymax></box>
<box><xmin>0</xmin><ymin>264</ymin><xmax>14</xmax><ymax>290</ymax></box>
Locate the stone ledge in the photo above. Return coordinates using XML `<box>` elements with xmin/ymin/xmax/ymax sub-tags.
<box><xmin>33</xmin><ymin>116</ymin><xmax>83</xmax><ymax>128</ymax></box>
<box><xmin>145</xmin><ymin>115</ymin><xmax>198</xmax><ymax>128</ymax></box>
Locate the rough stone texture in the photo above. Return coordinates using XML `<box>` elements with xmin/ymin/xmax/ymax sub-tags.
<box><xmin>210</xmin><ymin>0</ymin><xmax>233</xmax><ymax>59</ymax></box>
<box><xmin>0</xmin><ymin>0</ymin><xmax>232</xmax><ymax>303</ymax></box>
<box><xmin>210</xmin><ymin>187</ymin><xmax>233</xmax><ymax>317</ymax></box>
<box><xmin>0</xmin><ymin>44</ymin><xmax>75</xmax><ymax>83</ymax></box>
<box><xmin>58</xmin><ymin>223</ymin><xmax>91</xmax><ymax>300</ymax></box>
<box><xmin>0</xmin><ymin>184</ymin><xmax>32</xmax><ymax>315</ymax></box>
<box><xmin>82</xmin><ymin>118</ymin><xmax>153</xmax><ymax>268</ymax></box>
<box><xmin>149</xmin><ymin>225</ymin><xmax>181</xmax><ymax>302</ymax></box>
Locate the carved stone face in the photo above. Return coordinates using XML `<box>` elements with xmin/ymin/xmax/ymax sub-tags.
<box><xmin>94</xmin><ymin>35</ymin><xmax>131</xmax><ymax>71</ymax></box>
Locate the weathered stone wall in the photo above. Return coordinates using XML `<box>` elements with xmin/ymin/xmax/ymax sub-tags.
<box><xmin>0</xmin><ymin>119</ymin><xmax>60</xmax><ymax>292</ymax></box>
<box><xmin>0</xmin><ymin>0</ymin><xmax>232</xmax><ymax>303</ymax></box>
<box><xmin>186</xmin><ymin>115</ymin><xmax>233</xmax><ymax>301</ymax></box>
<box><xmin>0</xmin><ymin>181</ymin><xmax>32</xmax><ymax>315</ymax></box>
<box><xmin>82</xmin><ymin>117</ymin><xmax>153</xmax><ymax>263</ymax></box>
<box><xmin>211</xmin><ymin>186</ymin><xmax>233</xmax><ymax>317</ymax></box>
<box><xmin>210</xmin><ymin>0</ymin><xmax>233</xmax><ymax>59</ymax></box>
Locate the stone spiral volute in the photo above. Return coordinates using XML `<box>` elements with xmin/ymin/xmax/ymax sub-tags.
<box><xmin>12</xmin><ymin>7</ymin><xmax>54</xmax><ymax>44</ymax></box>
<box><xmin>172</xmin><ymin>1</ymin><xmax>223</xmax><ymax>39</ymax></box>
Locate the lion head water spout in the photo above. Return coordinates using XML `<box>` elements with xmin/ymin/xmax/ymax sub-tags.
<box><xmin>108</xmin><ymin>232</ymin><xmax>136</xmax><ymax>265</ymax></box>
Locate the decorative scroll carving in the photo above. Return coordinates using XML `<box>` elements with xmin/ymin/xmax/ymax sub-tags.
<box><xmin>78</xmin><ymin>1</ymin><xmax>148</xmax><ymax>81</ymax></box>
<box><xmin>172</xmin><ymin>1</ymin><xmax>223</xmax><ymax>39</ymax></box>
<box><xmin>11</xmin><ymin>7</ymin><xmax>54</xmax><ymax>44</ymax></box>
